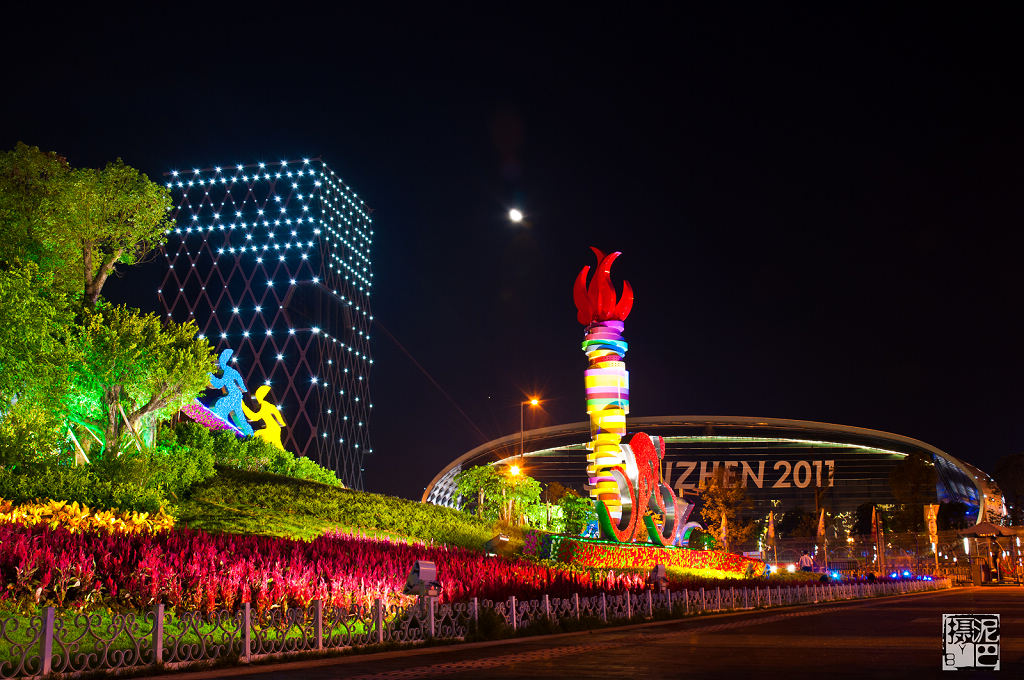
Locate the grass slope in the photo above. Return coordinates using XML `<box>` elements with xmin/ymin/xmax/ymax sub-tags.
<box><xmin>173</xmin><ymin>466</ymin><xmax>514</xmax><ymax>550</ymax></box>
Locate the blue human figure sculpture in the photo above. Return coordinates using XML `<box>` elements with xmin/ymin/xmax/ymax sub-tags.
<box><xmin>209</xmin><ymin>349</ymin><xmax>254</xmax><ymax>436</ymax></box>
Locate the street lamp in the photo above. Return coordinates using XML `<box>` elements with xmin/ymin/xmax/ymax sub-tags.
<box><xmin>508</xmin><ymin>208</ymin><xmax>524</xmax><ymax>223</ymax></box>
<box><xmin>519</xmin><ymin>397</ymin><xmax>541</xmax><ymax>469</ymax></box>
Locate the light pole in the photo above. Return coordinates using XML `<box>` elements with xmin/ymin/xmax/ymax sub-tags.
<box><xmin>520</xmin><ymin>398</ymin><xmax>540</xmax><ymax>468</ymax></box>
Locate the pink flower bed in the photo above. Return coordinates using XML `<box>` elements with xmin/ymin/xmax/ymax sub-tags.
<box><xmin>0</xmin><ymin>523</ymin><xmax>647</xmax><ymax>612</ymax></box>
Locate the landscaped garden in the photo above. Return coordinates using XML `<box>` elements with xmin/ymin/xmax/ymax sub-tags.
<box><xmin>2</xmin><ymin>143</ymin><xmax>929</xmax><ymax>680</ymax></box>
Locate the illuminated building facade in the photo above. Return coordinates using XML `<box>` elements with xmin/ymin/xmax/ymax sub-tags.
<box><xmin>159</xmin><ymin>159</ymin><xmax>373</xmax><ymax>488</ymax></box>
<box><xmin>424</xmin><ymin>415</ymin><xmax>1003</xmax><ymax>525</ymax></box>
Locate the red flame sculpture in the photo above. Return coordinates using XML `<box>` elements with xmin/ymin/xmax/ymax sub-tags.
<box><xmin>573</xmin><ymin>247</ymin><xmax>634</xmax><ymax>325</ymax></box>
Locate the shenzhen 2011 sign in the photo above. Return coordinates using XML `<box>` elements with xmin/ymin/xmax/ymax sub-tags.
<box><xmin>574</xmin><ymin>248</ymin><xmax>699</xmax><ymax>546</ymax></box>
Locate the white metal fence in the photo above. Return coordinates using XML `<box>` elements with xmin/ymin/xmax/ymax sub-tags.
<box><xmin>0</xmin><ymin>578</ymin><xmax>950</xmax><ymax>678</ymax></box>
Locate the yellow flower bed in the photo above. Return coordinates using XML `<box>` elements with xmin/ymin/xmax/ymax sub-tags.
<box><xmin>0</xmin><ymin>498</ymin><xmax>174</xmax><ymax>535</ymax></box>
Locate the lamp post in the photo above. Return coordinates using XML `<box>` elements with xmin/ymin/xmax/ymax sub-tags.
<box><xmin>519</xmin><ymin>398</ymin><xmax>540</xmax><ymax>468</ymax></box>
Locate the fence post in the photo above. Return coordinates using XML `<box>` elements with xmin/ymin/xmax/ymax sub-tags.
<box><xmin>755</xmin><ymin>587</ymin><xmax>760</xmax><ymax>608</ymax></box>
<box><xmin>716</xmin><ymin>587</ymin><xmax>722</xmax><ymax>611</ymax></box>
<box><xmin>647</xmin><ymin>589</ymin><xmax>653</xmax><ymax>618</ymax></box>
<box><xmin>152</xmin><ymin>603</ymin><xmax>164</xmax><ymax>666</ymax></box>
<box><xmin>683</xmin><ymin>589</ymin><xmax>689</xmax><ymax>614</ymax></box>
<box><xmin>312</xmin><ymin>599</ymin><xmax>323</xmax><ymax>650</ymax></box>
<box><xmin>427</xmin><ymin>596</ymin><xmax>436</xmax><ymax>638</ymax></box>
<box><xmin>731</xmin><ymin>588</ymin><xmax>736</xmax><ymax>610</ymax></box>
<box><xmin>544</xmin><ymin>594</ymin><xmax>551</xmax><ymax>621</ymax></box>
<box><xmin>766</xmin><ymin>587</ymin><xmax>772</xmax><ymax>607</ymax></box>
<box><xmin>510</xmin><ymin>596</ymin><xmax>518</xmax><ymax>631</ymax></box>
<box><xmin>744</xmin><ymin>587</ymin><xmax>749</xmax><ymax>609</ymax></box>
<box><xmin>472</xmin><ymin>597</ymin><xmax>479</xmax><ymax>626</ymax></box>
<box><xmin>601</xmin><ymin>592</ymin><xmax>607</xmax><ymax>623</ymax></box>
<box><xmin>699</xmin><ymin>587</ymin><xmax>705</xmax><ymax>613</ymax></box>
<box><xmin>626</xmin><ymin>591</ymin><xmax>632</xmax><ymax>619</ymax></box>
<box><xmin>40</xmin><ymin>606</ymin><xmax>55</xmax><ymax>675</ymax></box>
<box><xmin>574</xmin><ymin>593</ymin><xmax>580</xmax><ymax>620</ymax></box>
<box><xmin>374</xmin><ymin>598</ymin><xmax>384</xmax><ymax>644</ymax></box>
<box><xmin>667</xmin><ymin>588</ymin><xmax>673</xmax><ymax>614</ymax></box>
<box><xmin>241</xmin><ymin>602</ymin><xmax>251</xmax><ymax>662</ymax></box>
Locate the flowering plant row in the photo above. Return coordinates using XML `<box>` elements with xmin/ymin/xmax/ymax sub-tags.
<box><xmin>553</xmin><ymin>536</ymin><xmax>768</xmax><ymax>579</ymax></box>
<box><xmin>0</xmin><ymin>498</ymin><xmax>175</xmax><ymax>535</ymax></box>
<box><xmin>0</xmin><ymin>522</ymin><xmax>654</xmax><ymax>613</ymax></box>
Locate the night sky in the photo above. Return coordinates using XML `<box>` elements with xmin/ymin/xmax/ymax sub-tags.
<box><xmin>3</xmin><ymin>7</ymin><xmax>1022</xmax><ymax>499</ymax></box>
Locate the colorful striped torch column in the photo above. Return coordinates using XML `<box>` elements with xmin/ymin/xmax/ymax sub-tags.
<box><xmin>573</xmin><ymin>248</ymin><xmax>634</xmax><ymax>526</ymax></box>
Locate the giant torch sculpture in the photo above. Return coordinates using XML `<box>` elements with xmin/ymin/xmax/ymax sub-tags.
<box><xmin>574</xmin><ymin>248</ymin><xmax>696</xmax><ymax>545</ymax></box>
<box><xmin>574</xmin><ymin>249</ymin><xmax>634</xmax><ymax>522</ymax></box>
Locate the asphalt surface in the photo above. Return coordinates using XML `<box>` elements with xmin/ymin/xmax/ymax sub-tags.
<box><xmin>147</xmin><ymin>587</ymin><xmax>1023</xmax><ymax>680</ymax></box>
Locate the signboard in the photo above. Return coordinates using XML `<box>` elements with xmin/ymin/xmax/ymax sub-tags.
<box><xmin>665</xmin><ymin>459</ymin><xmax>836</xmax><ymax>494</ymax></box>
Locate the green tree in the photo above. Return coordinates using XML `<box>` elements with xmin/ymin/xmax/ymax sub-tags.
<box><xmin>69</xmin><ymin>305</ymin><xmax>213</xmax><ymax>458</ymax></box>
<box><xmin>503</xmin><ymin>473</ymin><xmax>542</xmax><ymax>524</ymax></box>
<box><xmin>697</xmin><ymin>466</ymin><xmax>754</xmax><ymax>551</ymax></box>
<box><xmin>45</xmin><ymin>159</ymin><xmax>173</xmax><ymax>307</ymax></box>
<box><xmin>0</xmin><ymin>143</ymin><xmax>74</xmax><ymax>285</ymax></box>
<box><xmin>0</xmin><ymin>261</ymin><xmax>77</xmax><ymax>410</ymax></box>
<box><xmin>994</xmin><ymin>453</ymin><xmax>1024</xmax><ymax>525</ymax></box>
<box><xmin>558</xmin><ymin>492</ymin><xmax>593</xmax><ymax>535</ymax></box>
<box><xmin>454</xmin><ymin>465</ymin><xmax>503</xmax><ymax>520</ymax></box>
<box><xmin>0</xmin><ymin>143</ymin><xmax>173</xmax><ymax>307</ymax></box>
<box><xmin>0</xmin><ymin>261</ymin><xmax>80</xmax><ymax>463</ymax></box>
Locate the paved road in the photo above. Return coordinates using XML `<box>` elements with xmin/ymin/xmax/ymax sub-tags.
<box><xmin>158</xmin><ymin>587</ymin><xmax>1023</xmax><ymax>680</ymax></box>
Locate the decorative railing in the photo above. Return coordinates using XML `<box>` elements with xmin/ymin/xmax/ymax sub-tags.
<box><xmin>0</xmin><ymin>578</ymin><xmax>950</xmax><ymax>678</ymax></box>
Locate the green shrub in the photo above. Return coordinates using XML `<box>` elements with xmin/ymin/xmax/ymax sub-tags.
<box><xmin>0</xmin><ymin>425</ymin><xmax>215</xmax><ymax>512</ymax></box>
<box><xmin>0</xmin><ymin>463</ymin><xmax>164</xmax><ymax>513</ymax></box>
<box><xmin>182</xmin><ymin>467</ymin><xmax>510</xmax><ymax>550</ymax></box>
<box><xmin>160</xmin><ymin>421</ymin><xmax>342</xmax><ymax>486</ymax></box>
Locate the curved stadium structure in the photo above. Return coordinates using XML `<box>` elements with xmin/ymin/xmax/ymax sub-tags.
<box><xmin>424</xmin><ymin>416</ymin><xmax>1004</xmax><ymax>525</ymax></box>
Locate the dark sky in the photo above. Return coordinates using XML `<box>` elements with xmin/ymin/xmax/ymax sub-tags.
<box><xmin>3</xmin><ymin>6</ymin><xmax>1023</xmax><ymax>499</ymax></box>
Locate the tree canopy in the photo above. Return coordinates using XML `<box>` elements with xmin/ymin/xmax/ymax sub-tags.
<box><xmin>453</xmin><ymin>464</ymin><xmax>544</xmax><ymax>524</ymax></box>
<box><xmin>0</xmin><ymin>143</ymin><xmax>173</xmax><ymax>307</ymax></box>
<box><xmin>69</xmin><ymin>305</ymin><xmax>213</xmax><ymax>459</ymax></box>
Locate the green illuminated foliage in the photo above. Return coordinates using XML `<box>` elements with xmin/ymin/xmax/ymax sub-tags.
<box><xmin>454</xmin><ymin>464</ymin><xmax>504</xmax><ymax>520</ymax></box>
<box><xmin>557</xmin><ymin>492</ymin><xmax>594</xmax><ymax>535</ymax></box>
<box><xmin>0</xmin><ymin>144</ymin><xmax>74</xmax><ymax>291</ymax></box>
<box><xmin>454</xmin><ymin>464</ymin><xmax>543</xmax><ymax>525</ymax></box>
<box><xmin>70</xmin><ymin>305</ymin><xmax>214</xmax><ymax>459</ymax></box>
<box><xmin>0</xmin><ymin>261</ymin><xmax>79</xmax><ymax>463</ymax></box>
<box><xmin>0</xmin><ymin>143</ymin><xmax>173</xmax><ymax>307</ymax></box>
<box><xmin>158</xmin><ymin>421</ymin><xmax>343</xmax><ymax>486</ymax></box>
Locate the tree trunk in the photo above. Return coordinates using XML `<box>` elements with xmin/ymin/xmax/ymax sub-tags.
<box><xmin>103</xmin><ymin>386</ymin><xmax>123</xmax><ymax>458</ymax></box>
<box><xmin>82</xmin><ymin>243</ymin><xmax>123</xmax><ymax>307</ymax></box>
<box><xmin>82</xmin><ymin>245</ymin><xmax>93</xmax><ymax>307</ymax></box>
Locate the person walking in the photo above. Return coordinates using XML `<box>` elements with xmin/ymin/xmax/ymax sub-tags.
<box><xmin>799</xmin><ymin>550</ymin><xmax>815</xmax><ymax>572</ymax></box>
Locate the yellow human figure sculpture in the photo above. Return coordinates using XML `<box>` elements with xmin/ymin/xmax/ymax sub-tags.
<box><xmin>241</xmin><ymin>385</ymin><xmax>287</xmax><ymax>450</ymax></box>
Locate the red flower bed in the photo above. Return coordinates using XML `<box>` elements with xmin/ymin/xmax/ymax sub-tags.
<box><xmin>0</xmin><ymin>523</ymin><xmax>649</xmax><ymax>612</ymax></box>
<box><xmin>556</xmin><ymin>537</ymin><xmax>767</xmax><ymax>577</ymax></box>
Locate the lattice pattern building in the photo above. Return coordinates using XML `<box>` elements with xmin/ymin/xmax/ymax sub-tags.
<box><xmin>158</xmin><ymin>158</ymin><xmax>373</xmax><ymax>488</ymax></box>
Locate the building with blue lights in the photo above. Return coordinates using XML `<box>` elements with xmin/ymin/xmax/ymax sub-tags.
<box><xmin>159</xmin><ymin>159</ymin><xmax>373</xmax><ymax>488</ymax></box>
